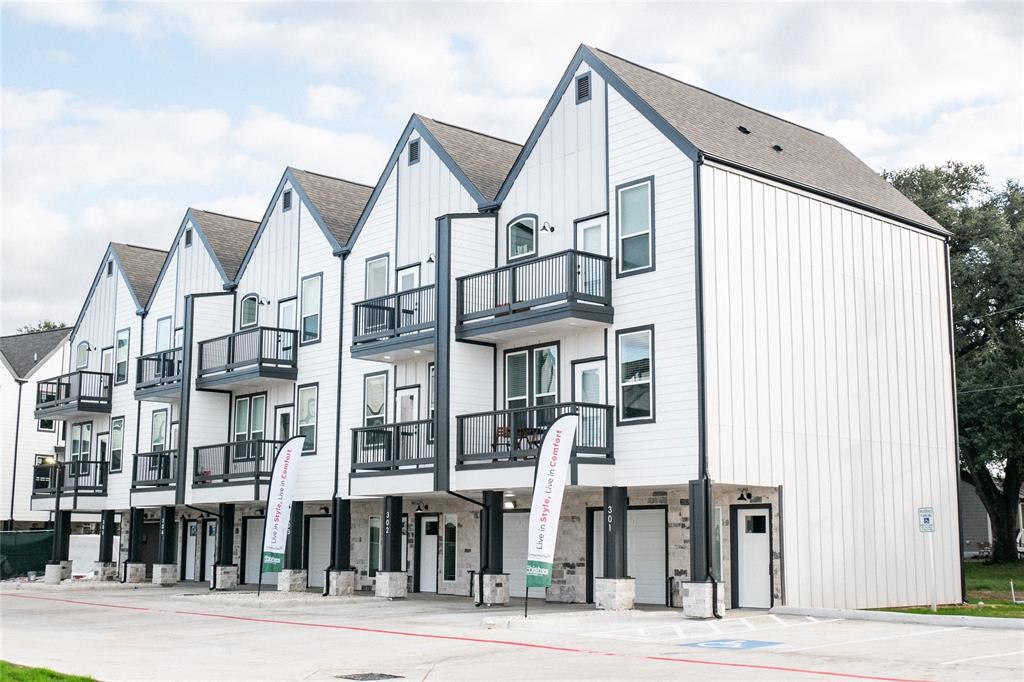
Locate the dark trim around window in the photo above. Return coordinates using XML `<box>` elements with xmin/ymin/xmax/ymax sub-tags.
<box><xmin>615</xmin><ymin>324</ymin><xmax>656</xmax><ymax>425</ymax></box>
<box><xmin>615</xmin><ymin>176</ymin><xmax>656</xmax><ymax>278</ymax></box>
<box><xmin>299</xmin><ymin>272</ymin><xmax>323</xmax><ymax>346</ymax></box>
<box><xmin>295</xmin><ymin>382</ymin><xmax>319</xmax><ymax>455</ymax></box>
<box><xmin>506</xmin><ymin>213</ymin><xmax>539</xmax><ymax>263</ymax></box>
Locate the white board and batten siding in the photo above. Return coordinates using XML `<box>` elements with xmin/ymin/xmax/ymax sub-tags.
<box><xmin>701</xmin><ymin>162</ymin><xmax>959</xmax><ymax>609</ymax></box>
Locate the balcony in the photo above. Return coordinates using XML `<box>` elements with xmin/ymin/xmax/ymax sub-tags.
<box><xmin>32</xmin><ymin>459</ymin><xmax>108</xmax><ymax>499</ymax></box>
<box><xmin>34</xmin><ymin>371</ymin><xmax>112</xmax><ymax>421</ymax></box>
<box><xmin>134</xmin><ymin>348</ymin><xmax>182</xmax><ymax>401</ymax></box>
<box><xmin>351</xmin><ymin>420</ymin><xmax>435</xmax><ymax>476</ymax></box>
<box><xmin>192</xmin><ymin>440</ymin><xmax>281</xmax><ymax>501</ymax></box>
<box><xmin>456</xmin><ymin>250</ymin><xmax>613</xmax><ymax>342</ymax></box>
<box><xmin>196</xmin><ymin>327</ymin><xmax>297</xmax><ymax>390</ymax></box>
<box><xmin>351</xmin><ymin>285</ymin><xmax>436</xmax><ymax>362</ymax></box>
<box><xmin>456</xmin><ymin>402</ymin><xmax>614</xmax><ymax>469</ymax></box>
<box><xmin>132</xmin><ymin>450</ymin><xmax>178</xmax><ymax>489</ymax></box>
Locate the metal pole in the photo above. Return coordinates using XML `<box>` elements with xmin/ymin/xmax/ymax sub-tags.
<box><xmin>51</xmin><ymin>464</ymin><xmax>63</xmax><ymax>563</ymax></box>
<box><xmin>928</xmin><ymin>532</ymin><xmax>937</xmax><ymax>613</ymax></box>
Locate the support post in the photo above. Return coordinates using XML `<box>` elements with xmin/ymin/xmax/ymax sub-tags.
<box><xmin>98</xmin><ymin>509</ymin><xmax>115</xmax><ymax>563</ymax></box>
<box><xmin>331</xmin><ymin>497</ymin><xmax>351</xmax><ymax>570</ymax></box>
<box><xmin>54</xmin><ymin>510</ymin><xmax>71</xmax><ymax>562</ymax></box>
<box><xmin>603</xmin><ymin>486</ymin><xmax>628</xmax><ymax>579</ymax></box>
<box><xmin>152</xmin><ymin>506</ymin><xmax>178</xmax><ymax>585</ymax></box>
<box><xmin>481</xmin><ymin>490</ymin><xmax>504</xmax><ymax>575</ymax></box>
<box><xmin>283</xmin><ymin>501</ymin><xmax>303</xmax><ymax>570</ymax></box>
<box><xmin>217</xmin><ymin>503</ymin><xmax>235</xmax><ymax>565</ymax></box>
<box><xmin>124</xmin><ymin>507</ymin><xmax>147</xmax><ymax>583</ymax></box>
<box><xmin>375</xmin><ymin>496</ymin><xmax>406</xmax><ymax>599</ymax></box>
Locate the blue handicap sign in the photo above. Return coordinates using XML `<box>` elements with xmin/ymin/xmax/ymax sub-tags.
<box><xmin>686</xmin><ymin>639</ymin><xmax>781</xmax><ymax>650</ymax></box>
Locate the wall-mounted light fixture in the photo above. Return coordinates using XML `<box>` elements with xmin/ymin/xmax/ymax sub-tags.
<box><xmin>426</xmin><ymin>253</ymin><xmax>435</xmax><ymax>264</ymax></box>
<box><xmin>737</xmin><ymin>488</ymin><xmax>753</xmax><ymax>502</ymax></box>
<box><xmin>540</xmin><ymin>222</ymin><xmax>555</xmax><ymax>233</ymax></box>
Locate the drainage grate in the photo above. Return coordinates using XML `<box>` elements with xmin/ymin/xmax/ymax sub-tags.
<box><xmin>335</xmin><ymin>675</ymin><xmax>403</xmax><ymax>681</ymax></box>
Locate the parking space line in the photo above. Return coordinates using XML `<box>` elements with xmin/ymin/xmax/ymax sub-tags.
<box><xmin>782</xmin><ymin>626</ymin><xmax>962</xmax><ymax>653</ymax></box>
<box><xmin>940</xmin><ymin>650</ymin><xmax>1024</xmax><ymax>666</ymax></box>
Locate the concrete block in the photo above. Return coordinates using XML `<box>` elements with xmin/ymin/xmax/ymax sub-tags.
<box><xmin>277</xmin><ymin>569</ymin><xmax>307</xmax><ymax>592</ymax></box>
<box><xmin>680</xmin><ymin>580</ymin><xmax>726</xmax><ymax>619</ymax></box>
<box><xmin>481</xmin><ymin>573</ymin><xmax>510</xmax><ymax>606</ymax></box>
<box><xmin>152</xmin><ymin>563</ymin><xmax>178</xmax><ymax>586</ymax></box>
<box><xmin>595</xmin><ymin>578</ymin><xmax>636</xmax><ymax>610</ymax></box>
<box><xmin>328</xmin><ymin>570</ymin><xmax>356</xmax><ymax>596</ymax></box>
<box><xmin>44</xmin><ymin>563</ymin><xmax>63</xmax><ymax>585</ymax></box>
<box><xmin>59</xmin><ymin>560</ymin><xmax>73</xmax><ymax>580</ymax></box>
<box><xmin>125</xmin><ymin>563</ymin><xmax>147</xmax><ymax>583</ymax></box>
<box><xmin>212</xmin><ymin>565</ymin><xmax>238</xmax><ymax>590</ymax></box>
<box><xmin>93</xmin><ymin>562</ymin><xmax>118</xmax><ymax>581</ymax></box>
<box><xmin>375</xmin><ymin>571</ymin><xmax>407</xmax><ymax>599</ymax></box>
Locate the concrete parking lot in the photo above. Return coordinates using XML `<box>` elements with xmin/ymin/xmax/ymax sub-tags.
<box><xmin>1</xmin><ymin>582</ymin><xmax>1022</xmax><ymax>681</ymax></box>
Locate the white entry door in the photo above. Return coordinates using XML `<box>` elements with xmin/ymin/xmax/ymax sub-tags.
<box><xmin>396</xmin><ymin>387</ymin><xmax>419</xmax><ymax>464</ymax></box>
<box><xmin>203</xmin><ymin>520</ymin><xmax>217</xmax><ymax>580</ymax></box>
<box><xmin>503</xmin><ymin>512</ymin><xmax>538</xmax><ymax>598</ymax></box>
<box><xmin>307</xmin><ymin>517</ymin><xmax>331</xmax><ymax>589</ymax></box>
<box><xmin>573</xmin><ymin>360</ymin><xmax>605</xmax><ymax>448</ymax></box>
<box><xmin>735</xmin><ymin>507</ymin><xmax>772</xmax><ymax>608</ymax></box>
<box><xmin>244</xmin><ymin>518</ymin><xmax>275</xmax><ymax>585</ymax></box>
<box><xmin>591</xmin><ymin>508</ymin><xmax>667</xmax><ymax>605</ymax></box>
<box><xmin>184</xmin><ymin>520</ymin><xmax>199</xmax><ymax>581</ymax></box>
<box><xmin>418</xmin><ymin>516</ymin><xmax>439</xmax><ymax>592</ymax></box>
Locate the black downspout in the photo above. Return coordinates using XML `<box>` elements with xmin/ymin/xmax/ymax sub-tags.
<box><xmin>6</xmin><ymin>380</ymin><xmax>25</xmax><ymax>529</ymax></box>
<box><xmin>328</xmin><ymin>250</ymin><xmax>347</xmax><ymax>594</ymax></box>
<box><xmin>943</xmin><ymin>240</ymin><xmax>967</xmax><ymax>603</ymax></box>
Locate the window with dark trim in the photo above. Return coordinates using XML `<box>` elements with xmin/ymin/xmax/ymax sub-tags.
<box><xmin>297</xmin><ymin>384</ymin><xmax>318</xmax><ymax>453</ymax></box>
<box><xmin>184</xmin><ymin>228</ymin><xmax>193</xmax><ymax>247</ymax></box>
<box><xmin>282</xmin><ymin>189</ymin><xmax>292</xmax><ymax>212</ymax></box>
<box><xmin>443</xmin><ymin>514</ymin><xmax>457</xmax><ymax>581</ymax></box>
<box><xmin>364</xmin><ymin>372</ymin><xmax>387</xmax><ymax>426</ymax></box>
<box><xmin>76</xmin><ymin>341</ymin><xmax>89</xmax><ymax>369</ymax></box>
<box><xmin>240</xmin><ymin>294</ymin><xmax>259</xmax><ymax>329</ymax></box>
<box><xmin>616</xmin><ymin>178</ymin><xmax>655</xmax><ymax>276</ymax></box>
<box><xmin>575</xmin><ymin>72</ymin><xmax>592</xmax><ymax>104</ymax></box>
<box><xmin>408</xmin><ymin>139</ymin><xmax>420</xmax><ymax>165</ymax></box>
<box><xmin>616</xmin><ymin>326</ymin><xmax>654</xmax><ymax>423</ymax></box>
<box><xmin>106</xmin><ymin>260</ymin><xmax>113</xmax><ymax>277</ymax></box>
<box><xmin>114</xmin><ymin>328</ymin><xmax>130</xmax><ymax>384</ymax></box>
<box><xmin>365</xmin><ymin>255</ymin><xmax>388</xmax><ymax>300</ymax></box>
<box><xmin>368</xmin><ymin>516</ymin><xmax>381</xmax><ymax>577</ymax></box>
<box><xmin>37</xmin><ymin>418</ymin><xmax>55</xmax><ymax>433</ymax></box>
<box><xmin>300</xmin><ymin>274</ymin><xmax>322</xmax><ymax>344</ymax></box>
<box><xmin>151</xmin><ymin>409</ymin><xmax>167</xmax><ymax>452</ymax></box>
<box><xmin>109</xmin><ymin>416</ymin><xmax>124</xmax><ymax>472</ymax></box>
<box><xmin>507</xmin><ymin>215</ymin><xmax>537</xmax><ymax>261</ymax></box>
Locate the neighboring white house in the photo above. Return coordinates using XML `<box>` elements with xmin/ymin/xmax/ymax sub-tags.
<box><xmin>1</xmin><ymin>326</ymin><xmax>71</xmax><ymax>529</ymax></box>
<box><xmin>19</xmin><ymin>45</ymin><xmax>961</xmax><ymax>611</ymax></box>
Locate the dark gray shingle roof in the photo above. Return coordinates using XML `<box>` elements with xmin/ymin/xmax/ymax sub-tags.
<box><xmin>0</xmin><ymin>327</ymin><xmax>70</xmax><ymax>379</ymax></box>
<box><xmin>189</xmin><ymin>209</ymin><xmax>259</xmax><ymax>280</ymax></box>
<box><xmin>289</xmin><ymin>168</ymin><xmax>374</xmax><ymax>246</ymax></box>
<box><xmin>417</xmin><ymin>116</ymin><xmax>523</xmax><ymax>201</ymax></box>
<box><xmin>589</xmin><ymin>47</ymin><xmax>944</xmax><ymax>233</ymax></box>
<box><xmin>110</xmin><ymin>243</ymin><xmax>167</xmax><ymax>308</ymax></box>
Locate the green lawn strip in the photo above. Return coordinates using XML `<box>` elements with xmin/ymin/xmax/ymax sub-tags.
<box><xmin>0</xmin><ymin>661</ymin><xmax>96</xmax><ymax>682</ymax></box>
<box><xmin>878</xmin><ymin>560</ymin><xmax>1024</xmax><ymax>619</ymax></box>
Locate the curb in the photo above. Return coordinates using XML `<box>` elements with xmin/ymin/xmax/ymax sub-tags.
<box><xmin>772</xmin><ymin>605</ymin><xmax>1024</xmax><ymax>630</ymax></box>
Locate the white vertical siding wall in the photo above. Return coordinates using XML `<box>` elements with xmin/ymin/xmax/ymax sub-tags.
<box><xmin>172</xmin><ymin>220</ymin><xmax>224</xmax><ymax>326</ymax></box>
<box><xmin>701</xmin><ymin>163</ymin><xmax>960</xmax><ymax>609</ymax></box>
<box><xmin>234</xmin><ymin>184</ymin><xmax>300</xmax><ymax>329</ymax></box>
<box><xmin>104</xmin><ymin>270</ymin><xmax>143</xmax><ymax>510</ymax></box>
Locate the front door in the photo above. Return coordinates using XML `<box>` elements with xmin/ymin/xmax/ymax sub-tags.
<box><xmin>575</xmin><ymin>218</ymin><xmax>607</xmax><ymax>296</ymax></box>
<box><xmin>96</xmin><ymin>432</ymin><xmax>109</xmax><ymax>468</ymax></box>
<box><xmin>278</xmin><ymin>299</ymin><xmax>296</xmax><ymax>357</ymax></box>
<box><xmin>275</xmin><ymin>405</ymin><xmax>293</xmax><ymax>441</ymax></box>
<box><xmin>203</xmin><ymin>520</ymin><xmax>217</xmax><ymax>581</ymax></box>
<box><xmin>184</xmin><ymin>520</ymin><xmax>199</xmax><ymax>580</ymax></box>
<box><xmin>734</xmin><ymin>507</ymin><xmax>772</xmax><ymax>608</ymax></box>
<box><xmin>504</xmin><ymin>346</ymin><xmax>558</xmax><ymax>449</ymax></box>
<box><xmin>397</xmin><ymin>266</ymin><xmax>421</xmax><ymax>329</ymax></box>
<box><xmin>101</xmin><ymin>347</ymin><xmax>114</xmax><ymax>375</ymax></box>
<box><xmin>418</xmin><ymin>515</ymin><xmax>439</xmax><ymax>592</ymax></box>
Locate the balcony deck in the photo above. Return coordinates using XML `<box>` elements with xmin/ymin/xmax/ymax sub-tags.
<box><xmin>34</xmin><ymin>371</ymin><xmax>112</xmax><ymax>421</ymax></box>
<box><xmin>134</xmin><ymin>348</ymin><xmax>182</xmax><ymax>401</ymax></box>
<box><xmin>351</xmin><ymin>284</ymin><xmax>436</xmax><ymax>362</ymax></box>
<box><xmin>31</xmin><ymin>459</ymin><xmax>108</xmax><ymax>510</ymax></box>
<box><xmin>351</xmin><ymin>419</ymin><xmax>435</xmax><ymax>477</ymax></box>
<box><xmin>456</xmin><ymin>250</ymin><xmax>613</xmax><ymax>342</ymax></box>
<box><xmin>195</xmin><ymin>327</ymin><xmax>297</xmax><ymax>390</ymax></box>
<box><xmin>191</xmin><ymin>439</ymin><xmax>281</xmax><ymax>502</ymax></box>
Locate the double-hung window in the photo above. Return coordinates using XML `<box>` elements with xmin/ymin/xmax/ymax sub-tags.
<box><xmin>297</xmin><ymin>384</ymin><xmax>318</xmax><ymax>453</ymax></box>
<box><xmin>69</xmin><ymin>422</ymin><xmax>92</xmax><ymax>476</ymax></box>
<box><xmin>617</xmin><ymin>327</ymin><xmax>654</xmax><ymax>422</ymax></box>
<box><xmin>364</xmin><ymin>373</ymin><xmax>387</xmax><ymax>427</ymax></box>
<box><xmin>507</xmin><ymin>215</ymin><xmax>537</xmax><ymax>260</ymax></box>
<box><xmin>114</xmin><ymin>328</ymin><xmax>130</xmax><ymax>384</ymax></box>
<box><xmin>300</xmin><ymin>274</ymin><xmax>322</xmax><ymax>344</ymax></box>
<box><xmin>617</xmin><ymin>178</ymin><xmax>654</xmax><ymax>275</ymax></box>
<box><xmin>110</xmin><ymin>417</ymin><xmax>124</xmax><ymax>472</ymax></box>
<box><xmin>151</xmin><ymin>410</ymin><xmax>167</xmax><ymax>453</ymax></box>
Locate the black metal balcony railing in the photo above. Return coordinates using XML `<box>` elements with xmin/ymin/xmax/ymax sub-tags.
<box><xmin>351</xmin><ymin>419</ymin><xmax>434</xmax><ymax>473</ymax></box>
<box><xmin>35</xmin><ymin>371</ymin><xmax>112</xmax><ymax>413</ymax></box>
<box><xmin>457</xmin><ymin>402</ymin><xmax>613</xmax><ymax>465</ymax></box>
<box><xmin>31</xmin><ymin>459</ymin><xmax>108</xmax><ymax>497</ymax></box>
<box><xmin>353</xmin><ymin>284</ymin><xmax>436</xmax><ymax>344</ymax></box>
<box><xmin>193</xmin><ymin>439</ymin><xmax>282</xmax><ymax>490</ymax></box>
<box><xmin>132</xmin><ymin>450</ymin><xmax>178</xmax><ymax>488</ymax></box>
<box><xmin>457</xmin><ymin>250</ymin><xmax>612</xmax><ymax>323</ymax></box>
<box><xmin>196</xmin><ymin>327</ymin><xmax>298</xmax><ymax>377</ymax></box>
<box><xmin>136</xmin><ymin>348</ymin><xmax>183</xmax><ymax>391</ymax></box>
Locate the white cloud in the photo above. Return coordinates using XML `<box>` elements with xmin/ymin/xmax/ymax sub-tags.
<box><xmin>2</xmin><ymin>89</ymin><xmax>71</xmax><ymax>130</ymax></box>
<box><xmin>305</xmin><ymin>85</ymin><xmax>363</xmax><ymax>120</ymax></box>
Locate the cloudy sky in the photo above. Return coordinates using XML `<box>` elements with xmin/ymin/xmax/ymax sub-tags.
<box><xmin>2</xmin><ymin>1</ymin><xmax>1021</xmax><ymax>334</ymax></box>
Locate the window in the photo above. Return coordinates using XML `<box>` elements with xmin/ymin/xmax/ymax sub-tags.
<box><xmin>368</xmin><ymin>516</ymin><xmax>381</xmax><ymax>577</ymax></box>
<box><xmin>427</xmin><ymin>363</ymin><xmax>436</xmax><ymax>442</ymax></box>
<box><xmin>282</xmin><ymin>189</ymin><xmax>292</xmax><ymax>212</ymax></box>
<box><xmin>443</xmin><ymin>514</ymin><xmax>457</xmax><ymax>582</ymax></box>
<box><xmin>151</xmin><ymin>410</ymin><xmax>167</xmax><ymax>452</ymax></box>
<box><xmin>364</xmin><ymin>373</ymin><xmax>387</xmax><ymax>426</ymax></box>
<box><xmin>576</xmin><ymin>72</ymin><xmax>592</xmax><ymax>104</ymax></box>
<box><xmin>114</xmin><ymin>328</ymin><xmax>129</xmax><ymax>384</ymax></box>
<box><xmin>69</xmin><ymin>422</ymin><xmax>92</xmax><ymax>476</ymax></box>
<box><xmin>408</xmin><ymin>139</ymin><xmax>420</xmax><ymax>165</ymax></box>
<box><xmin>240</xmin><ymin>294</ymin><xmax>259</xmax><ymax>328</ymax></box>
<box><xmin>507</xmin><ymin>215</ymin><xmax>537</xmax><ymax>261</ymax></box>
<box><xmin>184</xmin><ymin>228</ymin><xmax>193</xmax><ymax>247</ymax></box>
<box><xmin>617</xmin><ymin>327</ymin><xmax>654</xmax><ymax>423</ymax></box>
<box><xmin>712</xmin><ymin>506</ymin><xmax>723</xmax><ymax>581</ymax></box>
<box><xmin>297</xmin><ymin>384</ymin><xmax>317</xmax><ymax>453</ymax></box>
<box><xmin>106</xmin><ymin>260</ymin><xmax>113</xmax><ymax>277</ymax></box>
<box><xmin>76</xmin><ymin>341</ymin><xmax>89</xmax><ymax>369</ymax></box>
<box><xmin>300</xmin><ymin>274</ymin><xmax>322</xmax><ymax>344</ymax></box>
<box><xmin>110</xmin><ymin>417</ymin><xmax>124</xmax><ymax>472</ymax></box>
<box><xmin>38</xmin><ymin>418</ymin><xmax>55</xmax><ymax>433</ymax></box>
<box><xmin>156</xmin><ymin>317</ymin><xmax>172</xmax><ymax>351</ymax></box>
<box><xmin>233</xmin><ymin>395</ymin><xmax>265</xmax><ymax>459</ymax></box>
<box><xmin>365</xmin><ymin>256</ymin><xmax>388</xmax><ymax>300</ymax></box>
<box><xmin>616</xmin><ymin>178</ymin><xmax>654</xmax><ymax>275</ymax></box>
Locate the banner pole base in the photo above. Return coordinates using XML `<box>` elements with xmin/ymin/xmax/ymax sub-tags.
<box><xmin>524</xmin><ymin>586</ymin><xmax>529</xmax><ymax>618</ymax></box>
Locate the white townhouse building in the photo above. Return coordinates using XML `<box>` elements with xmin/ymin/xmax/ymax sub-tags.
<box><xmin>1</xmin><ymin>326</ymin><xmax>71</xmax><ymax>529</ymax></box>
<box><xmin>22</xmin><ymin>45</ymin><xmax>960</xmax><ymax>613</ymax></box>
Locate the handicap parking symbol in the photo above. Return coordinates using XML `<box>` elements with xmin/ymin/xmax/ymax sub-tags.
<box><xmin>687</xmin><ymin>639</ymin><xmax>781</xmax><ymax>650</ymax></box>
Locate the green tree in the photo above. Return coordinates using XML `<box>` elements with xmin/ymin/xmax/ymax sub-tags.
<box><xmin>886</xmin><ymin>162</ymin><xmax>1024</xmax><ymax>563</ymax></box>
<box><xmin>15</xmin><ymin>319</ymin><xmax>67</xmax><ymax>333</ymax></box>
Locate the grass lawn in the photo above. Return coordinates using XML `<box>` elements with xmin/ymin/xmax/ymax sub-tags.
<box><xmin>0</xmin><ymin>661</ymin><xmax>95</xmax><ymax>682</ymax></box>
<box><xmin>883</xmin><ymin>560</ymin><xmax>1024</xmax><ymax>618</ymax></box>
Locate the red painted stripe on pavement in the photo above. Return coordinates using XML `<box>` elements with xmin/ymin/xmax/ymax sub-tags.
<box><xmin>3</xmin><ymin>593</ymin><xmax>929</xmax><ymax>682</ymax></box>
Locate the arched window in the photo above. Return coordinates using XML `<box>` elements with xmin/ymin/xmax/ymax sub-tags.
<box><xmin>76</xmin><ymin>341</ymin><xmax>90</xmax><ymax>369</ymax></box>
<box><xmin>240</xmin><ymin>294</ymin><xmax>259</xmax><ymax>328</ymax></box>
<box><xmin>507</xmin><ymin>214</ymin><xmax>537</xmax><ymax>261</ymax></box>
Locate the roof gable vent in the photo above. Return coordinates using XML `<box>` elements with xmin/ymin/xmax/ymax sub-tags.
<box><xmin>737</xmin><ymin>126</ymin><xmax>751</xmax><ymax>135</ymax></box>
<box><xmin>575</xmin><ymin>72</ymin><xmax>592</xmax><ymax>104</ymax></box>
<box><xmin>408</xmin><ymin>139</ymin><xmax>420</xmax><ymax>165</ymax></box>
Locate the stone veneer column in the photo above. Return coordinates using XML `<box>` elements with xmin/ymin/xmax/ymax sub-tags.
<box><xmin>375</xmin><ymin>496</ymin><xmax>407</xmax><ymax>599</ymax></box>
<box><xmin>152</xmin><ymin>506</ymin><xmax>178</xmax><ymax>586</ymax></box>
<box><xmin>277</xmin><ymin>501</ymin><xmax>306</xmax><ymax>592</ymax></box>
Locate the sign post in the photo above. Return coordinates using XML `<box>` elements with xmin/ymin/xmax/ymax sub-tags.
<box><xmin>523</xmin><ymin>414</ymin><xmax>579</xmax><ymax>618</ymax></box>
<box><xmin>918</xmin><ymin>506</ymin><xmax>936</xmax><ymax>613</ymax></box>
<box><xmin>257</xmin><ymin>436</ymin><xmax>306</xmax><ymax>596</ymax></box>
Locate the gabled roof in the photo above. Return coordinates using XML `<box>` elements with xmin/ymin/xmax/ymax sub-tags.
<box><xmin>288</xmin><ymin>168</ymin><xmax>373</xmax><ymax>246</ymax></box>
<box><xmin>109</xmin><ymin>243</ymin><xmax>168</xmax><ymax>309</ymax></box>
<box><xmin>495</xmin><ymin>45</ymin><xmax>945</xmax><ymax>235</ymax></box>
<box><xmin>0</xmin><ymin>327</ymin><xmax>70</xmax><ymax>380</ymax></box>
<box><xmin>188</xmin><ymin>209</ymin><xmax>259</xmax><ymax>281</ymax></box>
<box><xmin>416</xmin><ymin>116</ymin><xmax>522</xmax><ymax>202</ymax></box>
